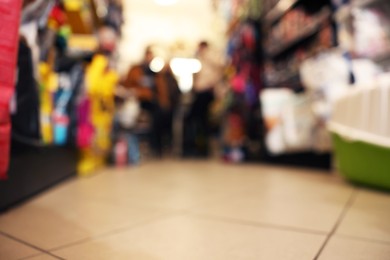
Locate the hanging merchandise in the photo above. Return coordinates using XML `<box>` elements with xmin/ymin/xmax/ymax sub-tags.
<box><xmin>11</xmin><ymin>39</ymin><xmax>41</xmax><ymax>144</ymax></box>
<box><xmin>353</xmin><ymin>5</ymin><xmax>390</xmax><ymax>60</ymax></box>
<box><xmin>14</xmin><ymin>0</ymin><xmax>123</xmax><ymax>175</ymax></box>
<box><xmin>223</xmin><ymin>15</ymin><xmax>263</xmax><ymax>162</ymax></box>
<box><xmin>0</xmin><ymin>0</ymin><xmax>23</xmax><ymax>179</ymax></box>
<box><xmin>258</xmin><ymin>0</ymin><xmax>335</xmax><ymax>168</ymax></box>
<box><xmin>103</xmin><ymin>0</ymin><xmax>124</xmax><ymax>34</ymax></box>
<box><xmin>335</xmin><ymin>0</ymin><xmax>390</xmax><ymax>71</ymax></box>
<box><xmin>260</xmin><ymin>88</ymin><xmax>316</xmax><ymax>155</ymax></box>
<box><xmin>77</xmin><ymin>54</ymin><xmax>118</xmax><ymax>175</ymax></box>
<box><xmin>38</xmin><ymin>63</ymin><xmax>57</xmax><ymax>144</ymax></box>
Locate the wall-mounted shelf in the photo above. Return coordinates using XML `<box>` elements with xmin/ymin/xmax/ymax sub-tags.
<box><xmin>266</xmin><ymin>9</ymin><xmax>331</xmax><ymax>57</ymax></box>
<box><xmin>266</xmin><ymin>24</ymin><xmax>319</xmax><ymax>57</ymax></box>
<box><xmin>266</xmin><ymin>73</ymin><xmax>300</xmax><ymax>88</ymax></box>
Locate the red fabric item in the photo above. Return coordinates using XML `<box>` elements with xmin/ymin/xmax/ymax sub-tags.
<box><xmin>0</xmin><ymin>0</ymin><xmax>22</xmax><ymax>179</ymax></box>
<box><xmin>49</xmin><ymin>5</ymin><xmax>67</xmax><ymax>27</ymax></box>
<box><xmin>0</xmin><ymin>124</ymin><xmax>11</xmax><ymax>180</ymax></box>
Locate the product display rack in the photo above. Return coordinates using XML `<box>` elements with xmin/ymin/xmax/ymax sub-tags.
<box><xmin>0</xmin><ymin>0</ymin><xmax>123</xmax><ymax>211</ymax></box>
<box><xmin>0</xmin><ymin>142</ymin><xmax>77</xmax><ymax>211</ymax></box>
<box><xmin>0</xmin><ymin>0</ymin><xmax>75</xmax><ymax>212</ymax></box>
<box><xmin>266</xmin><ymin>8</ymin><xmax>331</xmax><ymax>57</ymax></box>
<box><xmin>258</xmin><ymin>0</ymin><xmax>335</xmax><ymax>169</ymax></box>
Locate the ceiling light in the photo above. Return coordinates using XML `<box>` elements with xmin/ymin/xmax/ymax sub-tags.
<box><xmin>154</xmin><ymin>0</ymin><xmax>178</xmax><ymax>6</ymax></box>
<box><xmin>149</xmin><ymin>57</ymin><xmax>165</xmax><ymax>73</ymax></box>
<box><xmin>170</xmin><ymin>58</ymin><xmax>202</xmax><ymax>75</ymax></box>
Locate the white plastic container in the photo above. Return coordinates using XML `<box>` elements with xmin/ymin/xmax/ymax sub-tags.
<box><xmin>329</xmin><ymin>75</ymin><xmax>390</xmax><ymax>189</ymax></box>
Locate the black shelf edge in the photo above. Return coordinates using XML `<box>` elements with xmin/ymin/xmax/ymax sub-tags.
<box><xmin>0</xmin><ymin>143</ymin><xmax>77</xmax><ymax>212</ymax></box>
<box><xmin>261</xmin><ymin>152</ymin><xmax>332</xmax><ymax>170</ymax></box>
<box><xmin>265</xmin><ymin>73</ymin><xmax>301</xmax><ymax>88</ymax></box>
<box><xmin>264</xmin><ymin>0</ymin><xmax>300</xmax><ymax>25</ymax></box>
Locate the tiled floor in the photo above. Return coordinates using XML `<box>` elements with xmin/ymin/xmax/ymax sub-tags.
<box><xmin>0</xmin><ymin>160</ymin><xmax>389</xmax><ymax>259</ymax></box>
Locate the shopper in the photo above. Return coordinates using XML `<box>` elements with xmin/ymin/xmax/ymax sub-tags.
<box><xmin>159</xmin><ymin>63</ymin><xmax>181</xmax><ymax>153</ymax></box>
<box><xmin>122</xmin><ymin>47</ymin><xmax>170</xmax><ymax>157</ymax></box>
<box><xmin>184</xmin><ymin>41</ymin><xmax>224</xmax><ymax>157</ymax></box>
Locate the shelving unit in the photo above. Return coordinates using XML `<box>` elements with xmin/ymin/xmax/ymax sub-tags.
<box><xmin>338</xmin><ymin>0</ymin><xmax>390</xmax><ymax>68</ymax></box>
<box><xmin>266</xmin><ymin>9</ymin><xmax>331</xmax><ymax>57</ymax></box>
<box><xmin>0</xmin><ymin>142</ymin><xmax>77</xmax><ymax>211</ymax></box>
<box><xmin>0</xmin><ymin>0</ymin><xmax>123</xmax><ymax>211</ymax></box>
<box><xmin>259</xmin><ymin>0</ymin><xmax>335</xmax><ymax>169</ymax></box>
<box><xmin>266</xmin><ymin>73</ymin><xmax>300</xmax><ymax>88</ymax></box>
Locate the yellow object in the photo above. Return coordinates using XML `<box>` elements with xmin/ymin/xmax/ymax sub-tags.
<box><xmin>77</xmin><ymin>148</ymin><xmax>105</xmax><ymax>176</ymax></box>
<box><xmin>47</xmin><ymin>19</ymin><xmax>59</xmax><ymax>30</ymax></box>
<box><xmin>68</xmin><ymin>34</ymin><xmax>98</xmax><ymax>51</ymax></box>
<box><xmin>64</xmin><ymin>0</ymin><xmax>82</xmax><ymax>11</ymax></box>
<box><xmin>78</xmin><ymin>54</ymin><xmax>119</xmax><ymax>176</ymax></box>
<box><xmin>38</xmin><ymin>63</ymin><xmax>59</xmax><ymax>144</ymax></box>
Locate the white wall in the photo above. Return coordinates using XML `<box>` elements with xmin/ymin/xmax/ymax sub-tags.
<box><xmin>118</xmin><ymin>0</ymin><xmax>227</xmax><ymax>75</ymax></box>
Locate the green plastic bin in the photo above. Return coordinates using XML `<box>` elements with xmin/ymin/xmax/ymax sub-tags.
<box><xmin>329</xmin><ymin>77</ymin><xmax>390</xmax><ymax>190</ymax></box>
<box><xmin>332</xmin><ymin>132</ymin><xmax>390</xmax><ymax>190</ymax></box>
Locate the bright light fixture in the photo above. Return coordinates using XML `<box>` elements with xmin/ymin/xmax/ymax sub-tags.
<box><xmin>170</xmin><ymin>58</ymin><xmax>202</xmax><ymax>93</ymax></box>
<box><xmin>154</xmin><ymin>0</ymin><xmax>178</xmax><ymax>6</ymax></box>
<box><xmin>176</xmin><ymin>74</ymin><xmax>194</xmax><ymax>93</ymax></box>
<box><xmin>149</xmin><ymin>57</ymin><xmax>165</xmax><ymax>73</ymax></box>
<box><xmin>170</xmin><ymin>58</ymin><xmax>202</xmax><ymax>75</ymax></box>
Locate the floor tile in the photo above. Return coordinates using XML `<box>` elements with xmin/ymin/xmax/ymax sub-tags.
<box><xmin>55</xmin><ymin>162</ymin><xmax>277</xmax><ymax>211</ymax></box>
<box><xmin>191</xmin><ymin>166</ymin><xmax>353</xmax><ymax>232</ymax></box>
<box><xmin>0</xmin><ymin>234</ymin><xmax>40</xmax><ymax>260</ymax></box>
<box><xmin>336</xmin><ymin>189</ymin><xmax>390</xmax><ymax>243</ymax></box>
<box><xmin>0</xmin><ymin>199</ymin><xmax>166</xmax><ymax>250</ymax></box>
<box><xmin>52</xmin><ymin>215</ymin><xmax>326</xmax><ymax>260</ymax></box>
<box><xmin>23</xmin><ymin>254</ymin><xmax>60</xmax><ymax>260</ymax></box>
<box><xmin>318</xmin><ymin>236</ymin><xmax>390</xmax><ymax>260</ymax></box>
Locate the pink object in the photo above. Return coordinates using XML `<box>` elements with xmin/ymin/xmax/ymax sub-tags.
<box><xmin>115</xmin><ymin>138</ymin><xmax>127</xmax><ymax>167</ymax></box>
<box><xmin>76</xmin><ymin>99</ymin><xmax>94</xmax><ymax>148</ymax></box>
<box><xmin>0</xmin><ymin>0</ymin><xmax>22</xmax><ymax>179</ymax></box>
<box><xmin>231</xmin><ymin>74</ymin><xmax>246</xmax><ymax>93</ymax></box>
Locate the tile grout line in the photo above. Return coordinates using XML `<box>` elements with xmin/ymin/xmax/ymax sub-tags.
<box><xmin>185</xmin><ymin>211</ymin><xmax>328</xmax><ymax>236</ymax></box>
<box><xmin>336</xmin><ymin>234</ymin><xmax>390</xmax><ymax>246</ymax></box>
<box><xmin>47</xmin><ymin>210</ymin><xmax>185</xmax><ymax>252</ymax></box>
<box><xmin>313</xmin><ymin>188</ymin><xmax>359</xmax><ymax>260</ymax></box>
<box><xmin>0</xmin><ymin>231</ymin><xmax>64</xmax><ymax>260</ymax></box>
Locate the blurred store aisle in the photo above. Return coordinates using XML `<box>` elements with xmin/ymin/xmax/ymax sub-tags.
<box><xmin>0</xmin><ymin>160</ymin><xmax>389</xmax><ymax>259</ymax></box>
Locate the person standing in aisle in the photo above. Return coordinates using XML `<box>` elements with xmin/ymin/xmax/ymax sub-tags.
<box><xmin>160</xmin><ymin>62</ymin><xmax>181</xmax><ymax>154</ymax></box>
<box><xmin>184</xmin><ymin>41</ymin><xmax>225</xmax><ymax>157</ymax></box>
<box><xmin>122</xmin><ymin>47</ymin><xmax>170</xmax><ymax>157</ymax></box>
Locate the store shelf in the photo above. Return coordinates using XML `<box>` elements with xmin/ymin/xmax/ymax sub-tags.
<box><xmin>266</xmin><ymin>73</ymin><xmax>300</xmax><ymax>88</ymax></box>
<box><xmin>264</xmin><ymin>0</ymin><xmax>300</xmax><ymax>25</ymax></box>
<box><xmin>0</xmin><ymin>140</ymin><xmax>77</xmax><ymax>211</ymax></box>
<box><xmin>262</xmin><ymin>152</ymin><xmax>331</xmax><ymax>170</ymax></box>
<box><xmin>267</xmin><ymin>25</ymin><xmax>319</xmax><ymax>57</ymax></box>
<box><xmin>266</xmin><ymin>9</ymin><xmax>331</xmax><ymax>58</ymax></box>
